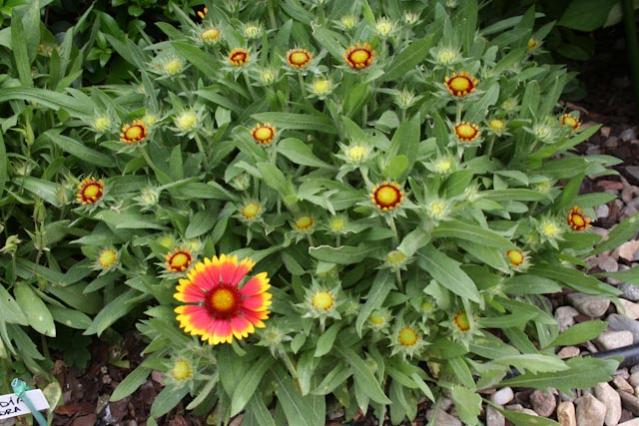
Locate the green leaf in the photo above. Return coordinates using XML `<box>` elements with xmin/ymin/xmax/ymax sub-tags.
<box><xmin>150</xmin><ymin>385</ymin><xmax>190</xmax><ymax>418</ymax></box>
<box><xmin>432</xmin><ymin>219</ymin><xmax>514</xmax><ymax>250</ymax></box>
<box><xmin>488</xmin><ymin>354</ymin><xmax>568</xmax><ymax>374</ymax></box>
<box><xmin>602</xmin><ymin>267</ymin><xmax>639</xmax><ymax>284</ymax></box>
<box><xmin>111</xmin><ymin>365</ymin><xmax>151</xmax><ymax>401</ymax></box>
<box><xmin>185</xmin><ymin>211</ymin><xmax>216</xmax><ymax>239</ymax></box>
<box><xmin>256</xmin><ymin>162</ymin><xmax>297</xmax><ymax>204</ymax></box>
<box><xmin>0</xmin><ymin>285</ymin><xmax>27</xmax><ymax>325</ymax></box>
<box><xmin>251</xmin><ymin>112</ymin><xmax>337</xmax><ymax>134</ymax></box>
<box><xmin>559</xmin><ymin>0</ymin><xmax>615</xmax><ymax>31</ymax></box>
<box><xmin>45</xmin><ymin>130</ymin><xmax>115</xmax><ymax>167</ymax></box>
<box><xmin>13</xmin><ymin>176</ymin><xmax>61</xmax><ymax>207</ymax></box>
<box><xmin>530</xmin><ymin>263</ymin><xmax>620</xmax><ymax>296</ymax></box>
<box><xmin>482</xmin><ymin>189</ymin><xmax>550</xmax><ymax>202</ymax></box>
<box><xmin>593</xmin><ymin>213</ymin><xmax>639</xmax><ymax>255</ymax></box>
<box><xmin>451</xmin><ymin>385</ymin><xmax>482</xmax><ymax>426</ymax></box>
<box><xmin>0</xmin><ymin>132</ymin><xmax>7</xmax><ymax>198</ymax></box>
<box><xmin>355</xmin><ymin>272</ymin><xmax>393</xmax><ymax>336</ymax></box>
<box><xmin>314</xmin><ymin>323</ymin><xmax>340</xmax><ymax>357</ymax></box>
<box><xmin>0</xmin><ymin>88</ymin><xmax>93</xmax><ymax>115</ymax></box>
<box><xmin>14</xmin><ymin>283</ymin><xmax>55</xmax><ymax>337</ymax></box>
<box><xmin>501</xmin><ymin>357</ymin><xmax>618</xmax><ymax>393</ymax></box>
<box><xmin>336</xmin><ymin>347</ymin><xmax>392</xmax><ymax>404</ymax></box>
<box><xmin>172</xmin><ymin>40</ymin><xmax>218</xmax><ymax>75</ymax></box>
<box><xmin>278</xmin><ymin>138</ymin><xmax>331</xmax><ymax>168</ymax></box>
<box><xmin>503</xmin><ymin>275</ymin><xmax>562</xmax><ymax>295</ymax></box>
<box><xmin>496</xmin><ymin>406</ymin><xmax>560</xmax><ymax>426</ymax></box>
<box><xmin>84</xmin><ymin>289</ymin><xmax>143</xmax><ymax>336</ymax></box>
<box><xmin>309</xmin><ymin>244</ymin><xmax>379</xmax><ymax>265</ymax></box>
<box><xmin>383</xmin><ymin>155</ymin><xmax>410</xmax><ymax>180</ymax></box>
<box><xmin>11</xmin><ymin>8</ymin><xmax>33</xmax><ymax>87</ymax></box>
<box><xmin>245</xmin><ymin>395</ymin><xmax>277</xmax><ymax>426</ymax></box>
<box><xmin>549</xmin><ymin>320</ymin><xmax>607</xmax><ymax>347</ymax></box>
<box><xmin>231</xmin><ymin>356</ymin><xmax>275</xmax><ymax>416</ymax></box>
<box><xmin>418</xmin><ymin>247</ymin><xmax>481</xmax><ymax>302</ymax></box>
<box><xmin>273</xmin><ymin>372</ymin><xmax>324</xmax><ymax>426</ymax></box>
<box><xmin>95</xmin><ymin>210</ymin><xmax>164</xmax><ymax>230</ymax></box>
<box><xmin>384</xmin><ymin>32</ymin><xmax>438</xmax><ymax>81</ymax></box>
<box><xmin>48</xmin><ymin>305</ymin><xmax>92</xmax><ymax>329</ymax></box>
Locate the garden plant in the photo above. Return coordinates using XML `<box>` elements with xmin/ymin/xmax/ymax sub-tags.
<box><xmin>2</xmin><ymin>0</ymin><xmax>639</xmax><ymax>425</ymax></box>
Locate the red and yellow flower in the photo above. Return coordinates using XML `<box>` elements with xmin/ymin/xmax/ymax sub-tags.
<box><xmin>76</xmin><ymin>177</ymin><xmax>105</xmax><ymax>205</ymax></box>
<box><xmin>344</xmin><ymin>43</ymin><xmax>375</xmax><ymax>70</ymax></box>
<box><xmin>166</xmin><ymin>248</ymin><xmax>193</xmax><ymax>273</ymax></box>
<box><xmin>174</xmin><ymin>255</ymin><xmax>271</xmax><ymax>345</ymax></box>
<box><xmin>454</xmin><ymin>122</ymin><xmax>480</xmax><ymax>143</ymax></box>
<box><xmin>567</xmin><ymin>206</ymin><xmax>590</xmax><ymax>231</ymax></box>
<box><xmin>228</xmin><ymin>48</ymin><xmax>250</xmax><ymax>67</ymax></box>
<box><xmin>560</xmin><ymin>113</ymin><xmax>581</xmax><ymax>131</ymax></box>
<box><xmin>251</xmin><ymin>123</ymin><xmax>276</xmax><ymax>145</ymax></box>
<box><xmin>445</xmin><ymin>72</ymin><xmax>478</xmax><ymax>97</ymax></box>
<box><xmin>120</xmin><ymin>120</ymin><xmax>148</xmax><ymax>144</ymax></box>
<box><xmin>371</xmin><ymin>182</ymin><xmax>404</xmax><ymax>211</ymax></box>
<box><xmin>286</xmin><ymin>48</ymin><xmax>313</xmax><ymax>69</ymax></box>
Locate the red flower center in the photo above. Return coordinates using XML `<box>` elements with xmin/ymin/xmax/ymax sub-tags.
<box><xmin>167</xmin><ymin>251</ymin><xmax>192</xmax><ymax>272</ymax></box>
<box><xmin>207</xmin><ymin>285</ymin><xmax>240</xmax><ymax>318</ymax></box>
<box><xmin>230</xmin><ymin>49</ymin><xmax>248</xmax><ymax>65</ymax></box>
<box><xmin>78</xmin><ymin>181</ymin><xmax>104</xmax><ymax>204</ymax></box>
<box><xmin>446</xmin><ymin>74</ymin><xmax>476</xmax><ymax>96</ymax></box>
<box><xmin>373</xmin><ymin>183</ymin><xmax>402</xmax><ymax>210</ymax></box>
<box><xmin>288</xmin><ymin>50</ymin><xmax>312</xmax><ymax>68</ymax></box>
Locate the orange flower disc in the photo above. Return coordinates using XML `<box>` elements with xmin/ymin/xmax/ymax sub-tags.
<box><xmin>344</xmin><ymin>43</ymin><xmax>375</xmax><ymax>70</ymax></box>
<box><xmin>120</xmin><ymin>120</ymin><xmax>148</xmax><ymax>144</ymax></box>
<box><xmin>76</xmin><ymin>178</ymin><xmax>104</xmax><ymax>205</ymax></box>
<box><xmin>371</xmin><ymin>182</ymin><xmax>403</xmax><ymax>211</ymax></box>
<box><xmin>287</xmin><ymin>49</ymin><xmax>313</xmax><ymax>69</ymax></box>
<box><xmin>228</xmin><ymin>48</ymin><xmax>249</xmax><ymax>67</ymax></box>
<box><xmin>251</xmin><ymin>123</ymin><xmax>276</xmax><ymax>145</ymax></box>
<box><xmin>567</xmin><ymin>206</ymin><xmax>590</xmax><ymax>231</ymax></box>
<box><xmin>166</xmin><ymin>249</ymin><xmax>193</xmax><ymax>273</ymax></box>
<box><xmin>445</xmin><ymin>72</ymin><xmax>478</xmax><ymax>97</ymax></box>
<box><xmin>454</xmin><ymin>122</ymin><xmax>480</xmax><ymax>142</ymax></box>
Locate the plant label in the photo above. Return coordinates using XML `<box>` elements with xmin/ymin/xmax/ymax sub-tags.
<box><xmin>0</xmin><ymin>390</ymin><xmax>49</xmax><ymax>420</ymax></box>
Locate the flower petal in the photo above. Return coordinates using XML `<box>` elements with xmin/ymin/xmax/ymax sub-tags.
<box><xmin>174</xmin><ymin>279</ymin><xmax>206</xmax><ymax>303</ymax></box>
<box><xmin>242</xmin><ymin>293</ymin><xmax>271</xmax><ymax>311</ymax></box>
<box><xmin>240</xmin><ymin>272</ymin><xmax>270</xmax><ymax>296</ymax></box>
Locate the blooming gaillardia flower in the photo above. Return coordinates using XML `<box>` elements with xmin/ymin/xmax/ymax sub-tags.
<box><xmin>120</xmin><ymin>120</ymin><xmax>148</xmax><ymax>144</ymax></box>
<box><xmin>344</xmin><ymin>43</ymin><xmax>375</xmax><ymax>70</ymax></box>
<box><xmin>166</xmin><ymin>248</ymin><xmax>193</xmax><ymax>273</ymax></box>
<box><xmin>286</xmin><ymin>48</ymin><xmax>313</xmax><ymax>69</ymax></box>
<box><xmin>567</xmin><ymin>206</ymin><xmax>591</xmax><ymax>231</ymax></box>
<box><xmin>251</xmin><ymin>123</ymin><xmax>276</xmax><ymax>145</ymax></box>
<box><xmin>174</xmin><ymin>255</ymin><xmax>271</xmax><ymax>345</ymax></box>
<box><xmin>76</xmin><ymin>177</ymin><xmax>104</xmax><ymax>205</ymax></box>
<box><xmin>228</xmin><ymin>48</ymin><xmax>250</xmax><ymax>67</ymax></box>
<box><xmin>445</xmin><ymin>71</ymin><xmax>478</xmax><ymax>97</ymax></box>
<box><xmin>371</xmin><ymin>182</ymin><xmax>404</xmax><ymax>212</ymax></box>
<box><xmin>454</xmin><ymin>122</ymin><xmax>481</xmax><ymax>143</ymax></box>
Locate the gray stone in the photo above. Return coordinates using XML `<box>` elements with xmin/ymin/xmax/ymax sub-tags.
<box><xmin>427</xmin><ymin>408</ymin><xmax>461</xmax><ymax>426</ymax></box>
<box><xmin>568</xmin><ymin>293</ymin><xmax>611</xmax><ymax>318</ymax></box>
<box><xmin>597</xmin><ymin>330</ymin><xmax>634</xmax><ymax>350</ymax></box>
<box><xmin>556</xmin><ymin>306</ymin><xmax>580</xmax><ymax>331</ymax></box>
<box><xmin>619</xmin><ymin>299</ymin><xmax>639</xmax><ymax>320</ymax></box>
<box><xmin>613</xmin><ymin>376</ymin><xmax>634</xmax><ymax>394</ymax></box>
<box><xmin>575</xmin><ymin>394</ymin><xmax>606</xmax><ymax>426</ymax></box>
<box><xmin>607</xmin><ymin>314</ymin><xmax>639</xmax><ymax>343</ymax></box>
<box><xmin>531</xmin><ymin>389</ymin><xmax>557</xmax><ymax>417</ymax></box>
<box><xmin>594</xmin><ymin>382</ymin><xmax>622</xmax><ymax>426</ymax></box>
<box><xmin>491</xmin><ymin>387</ymin><xmax>514</xmax><ymax>405</ymax></box>
<box><xmin>620</xmin><ymin>127</ymin><xmax>637</xmax><ymax>142</ymax></box>
<box><xmin>558</xmin><ymin>346</ymin><xmax>581</xmax><ymax>359</ymax></box>
<box><xmin>558</xmin><ymin>401</ymin><xmax>577</xmax><ymax>426</ymax></box>
<box><xmin>485</xmin><ymin>405</ymin><xmax>505</xmax><ymax>426</ymax></box>
<box><xmin>620</xmin><ymin>284</ymin><xmax>639</xmax><ymax>302</ymax></box>
<box><xmin>630</xmin><ymin>372</ymin><xmax>639</xmax><ymax>388</ymax></box>
<box><xmin>619</xmin><ymin>391</ymin><xmax>639</xmax><ymax>416</ymax></box>
<box><xmin>505</xmin><ymin>404</ymin><xmax>538</xmax><ymax>416</ymax></box>
<box><xmin>619</xmin><ymin>419</ymin><xmax>639</xmax><ymax>426</ymax></box>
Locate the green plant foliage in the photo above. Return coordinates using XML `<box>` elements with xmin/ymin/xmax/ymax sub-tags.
<box><xmin>0</xmin><ymin>0</ymin><xmax>632</xmax><ymax>424</ymax></box>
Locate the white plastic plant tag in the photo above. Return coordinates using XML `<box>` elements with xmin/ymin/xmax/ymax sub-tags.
<box><xmin>0</xmin><ymin>390</ymin><xmax>49</xmax><ymax>419</ymax></box>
